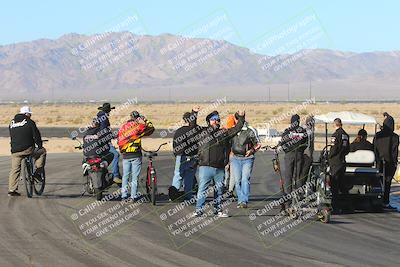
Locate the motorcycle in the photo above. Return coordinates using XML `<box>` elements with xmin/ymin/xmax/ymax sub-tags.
<box><xmin>73</xmin><ymin>137</ymin><xmax>113</xmax><ymax>200</ymax></box>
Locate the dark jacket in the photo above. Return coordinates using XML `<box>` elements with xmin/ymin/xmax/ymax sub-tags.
<box><xmin>173</xmin><ymin>110</ymin><xmax>201</xmax><ymax>157</ymax></box>
<box><xmin>329</xmin><ymin>127</ymin><xmax>350</xmax><ymax>170</ymax></box>
<box><xmin>197</xmin><ymin>115</ymin><xmax>245</xmax><ymax>168</ymax></box>
<box><xmin>374</xmin><ymin>116</ymin><xmax>399</xmax><ymax>167</ymax></box>
<box><xmin>83</xmin><ymin>126</ymin><xmax>111</xmax><ymax>158</ymax></box>
<box><xmin>231</xmin><ymin>122</ymin><xmax>260</xmax><ymax>157</ymax></box>
<box><xmin>350</xmin><ymin>139</ymin><xmax>373</xmax><ymax>152</ymax></box>
<box><xmin>97</xmin><ymin>111</ymin><xmax>110</xmax><ymax>130</ymax></box>
<box><xmin>9</xmin><ymin>114</ymin><xmax>42</xmax><ymax>153</ymax></box>
<box><xmin>279</xmin><ymin>123</ymin><xmax>308</xmax><ymax>154</ymax></box>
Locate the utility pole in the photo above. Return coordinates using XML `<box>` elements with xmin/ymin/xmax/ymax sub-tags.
<box><xmin>268</xmin><ymin>87</ymin><xmax>271</xmax><ymax>102</ymax></box>
<box><xmin>287</xmin><ymin>82</ymin><xmax>290</xmax><ymax>102</ymax></box>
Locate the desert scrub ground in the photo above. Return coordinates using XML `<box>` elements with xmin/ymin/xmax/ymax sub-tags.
<box><xmin>1</xmin><ymin>102</ymin><xmax>399</xmax><ymax>134</ymax></box>
<box><xmin>0</xmin><ymin>102</ymin><xmax>399</xmax><ymax>155</ymax></box>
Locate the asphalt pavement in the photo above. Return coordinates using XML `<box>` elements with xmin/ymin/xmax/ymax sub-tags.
<box><xmin>0</xmin><ymin>152</ymin><xmax>399</xmax><ymax>267</ymax></box>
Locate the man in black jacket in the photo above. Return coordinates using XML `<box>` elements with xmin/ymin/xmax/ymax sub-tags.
<box><xmin>97</xmin><ymin>103</ymin><xmax>121</xmax><ymax>184</ymax></box>
<box><xmin>329</xmin><ymin>118</ymin><xmax>350</xmax><ymax>210</ymax></box>
<box><xmin>230</xmin><ymin>113</ymin><xmax>261</xmax><ymax>208</ymax></box>
<box><xmin>8</xmin><ymin>106</ymin><xmax>47</xmax><ymax>196</ymax></box>
<box><xmin>374</xmin><ymin>114</ymin><xmax>399</xmax><ymax>210</ymax></box>
<box><xmin>279</xmin><ymin>114</ymin><xmax>308</xmax><ymax>195</ymax></box>
<box><xmin>83</xmin><ymin>118</ymin><xmax>114</xmax><ymax>163</ymax></box>
<box><xmin>170</xmin><ymin>106</ymin><xmax>201</xmax><ymax>201</ymax></box>
<box><xmin>193</xmin><ymin>110</ymin><xmax>245</xmax><ymax>217</ymax></box>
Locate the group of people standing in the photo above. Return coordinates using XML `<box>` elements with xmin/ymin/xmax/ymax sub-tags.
<box><xmin>170</xmin><ymin>106</ymin><xmax>261</xmax><ymax>217</ymax></box>
<box><xmin>83</xmin><ymin>103</ymin><xmax>155</xmax><ymax>201</ymax></box>
<box><xmin>7</xmin><ymin>104</ymin><xmax>399</xmax><ymax>213</ymax></box>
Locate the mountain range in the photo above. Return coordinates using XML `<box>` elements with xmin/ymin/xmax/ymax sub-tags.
<box><xmin>0</xmin><ymin>32</ymin><xmax>399</xmax><ymax>101</ymax></box>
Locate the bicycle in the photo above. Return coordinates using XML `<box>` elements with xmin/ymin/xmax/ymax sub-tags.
<box><xmin>142</xmin><ymin>142</ymin><xmax>168</xmax><ymax>205</ymax></box>
<box><xmin>23</xmin><ymin>140</ymin><xmax>48</xmax><ymax>198</ymax></box>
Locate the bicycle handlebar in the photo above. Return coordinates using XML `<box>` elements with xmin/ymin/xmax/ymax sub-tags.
<box><xmin>141</xmin><ymin>142</ymin><xmax>168</xmax><ymax>153</ymax></box>
<box><xmin>261</xmin><ymin>145</ymin><xmax>278</xmax><ymax>151</ymax></box>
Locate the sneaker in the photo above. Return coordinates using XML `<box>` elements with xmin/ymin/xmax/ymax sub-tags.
<box><xmin>190</xmin><ymin>210</ymin><xmax>203</xmax><ymax>218</ymax></box>
<box><xmin>8</xmin><ymin>191</ymin><xmax>21</xmax><ymax>197</ymax></box>
<box><xmin>215</xmin><ymin>210</ymin><xmax>229</xmax><ymax>218</ymax></box>
<box><xmin>237</xmin><ymin>203</ymin><xmax>248</xmax><ymax>209</ymax></box>
<box><xmin>113</xmin><ymin>177</ymin><xmax>122</xmax><ymax>184</ymax></box>
<box><xmin>384</xmin><ymin>204</ymin><xmax>397</xmax><ymax>211</ymax></box>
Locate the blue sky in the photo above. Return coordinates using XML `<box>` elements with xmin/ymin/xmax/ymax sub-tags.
<box><xmin>1</xmin><ymin>0</ymin><xmax>399</xmax><ymax>52</ymax></box>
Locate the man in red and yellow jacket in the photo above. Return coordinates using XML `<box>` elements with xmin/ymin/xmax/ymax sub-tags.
<box><xmin>118</xmin><ymin>111</ymin><xmax>154</xmax><ymax>200</ymax></box>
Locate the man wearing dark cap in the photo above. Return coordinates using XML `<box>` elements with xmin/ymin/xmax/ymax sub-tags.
<box><xmin>97</xmin><ymin>103</ymin><xmax>121</xmax><ymax>184</ymax></box>
<box><xmin>374</xmin><ymin>114</ymin><xmax>399</xmax><ymax>210</ymax></box>
<box><xmin>329</xmin><ymin>118</ymin><xmax>350</xmax><ymax>212</ymax></box>
<box><xmin>170</xmin><ymin>106</ymin><xmax>201</xmax><ymax>201</ymax></box>
<box><xmin>193</xmin><ymin>109</ymin><xmax>245</xmax><ymax>218</ymax></box>
<box><xmin>279</xmin><ymin>114</ymin><xmax>308</xmax><ymax>197</ymax></box>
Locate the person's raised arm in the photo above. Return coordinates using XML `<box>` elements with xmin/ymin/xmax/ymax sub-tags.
<box><xmin>225</xmin><ymin>111</ymin><xmax>245</xmax><ymax>139</ymax></box>
<box><xmin>189</xmin><ymin>105</ymin><xmax>200</xmax><ymax>127</ymax></box>
<box><xmin>142</xmin><ymin>119</ymin><xmax>155</xmax><ymax>137</ymax></box>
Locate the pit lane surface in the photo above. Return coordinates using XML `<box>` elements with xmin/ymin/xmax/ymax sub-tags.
<box><xmin>0</xmin><ymin>152</ymin><xmax>399</xmax><ymax>267</ymax></box>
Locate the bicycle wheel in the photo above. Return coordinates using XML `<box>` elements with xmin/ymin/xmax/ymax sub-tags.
<box><xmin>151</xmin><ymin>170</ymin><xmax>157</xmax><ymax>206</ymax></box>
<box><xmin>145</xmin><ymin>167</ymin><xmax>151</xmax><ymax>201</ymax></box>
<box><xmin>33</xmin><ymin>168</ymin><xmax>45</xmax><ymax>195</ymax></box>
<box><xmin>23</xmin><ymin>160</ymin><xmax>33</xmax><ymax>198</ymax></box>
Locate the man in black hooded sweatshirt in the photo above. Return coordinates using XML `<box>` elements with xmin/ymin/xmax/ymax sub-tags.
<box><xmin>8</xmin><ymin>106</ymin><xmax>47</xmax><ymax>196</ymax></box>
<box><xmin>374</xmin><ymin>113</ymin><xmax>399</xmax><ymax>210</ymax></box>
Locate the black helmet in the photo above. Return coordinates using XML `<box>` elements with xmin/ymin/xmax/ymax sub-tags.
<box><xmin>131</xmin><ymin>110</ymin><xmax>141</xmax><ymax>119</ymax></box>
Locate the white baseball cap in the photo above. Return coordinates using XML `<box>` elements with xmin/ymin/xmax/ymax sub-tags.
<box><xmin>20</xmin><ymin>106</ymin><xmax>33</xmax><ymax>114</ymax></box>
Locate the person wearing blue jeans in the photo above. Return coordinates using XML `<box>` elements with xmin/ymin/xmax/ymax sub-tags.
<box><xmin>192</xmin><ymin>110</ymin><xmax>245</xmax><ymax>218</ymax></box>
<box><xmin>109</xmin><ymin>145</ymin><xmax>121</xmax><ymax>181</ymax></box>
<box><xmin>195</xmin><ymin>166</ymin><xmax>225</xmax><ymax>212</ymax></box>
<box><xmin>230</xmin><ymin>116</ymin><xmax>261</xmax><ymax>208</ymax></box>
<box><xmin>231</xmin><ymin>156</ymin><xmax>255</xmax><ymax>206</ymax></box>
<box><xmin>171</xmin><ymin>107</ymin><xmax>200</xmax><ymax>201</ymax></box>
<box><xmin>121</xmin><ymin>157</ymin><xmax>142</xmax><ymax>199</ymax></box>
<box><xmin>117</xmin><ymin>111</ymin><xmax>155</xmax><ymax>200</ymax></box>
<box><xmin>171</xmin><ymin>155</ymin><xmax>197</xmax><ymax>200</ymax></box>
